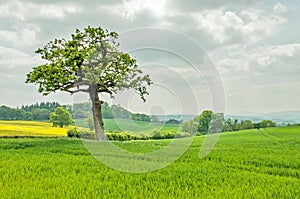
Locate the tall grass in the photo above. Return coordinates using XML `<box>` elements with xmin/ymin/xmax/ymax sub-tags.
<box><xmin>0</xmin><ymin>126</ymin><xmax>299</xmax><ymax>198</ymax></box>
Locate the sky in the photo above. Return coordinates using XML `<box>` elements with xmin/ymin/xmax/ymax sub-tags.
<box><xmin>0</xmin><ymin>0</ymin><xmax>299</xmax><ymax>115</ymax></box>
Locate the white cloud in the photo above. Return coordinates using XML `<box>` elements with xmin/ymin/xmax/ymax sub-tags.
<box><xmin>273</xmin><ymin>2</ymin><xmax>288</xmax><ymax>13</ymax></box>
<box><xmin>117</xmin><ymin>0</ymin><xmax>168</xmax><ymax>20</ymax></box>
<box><xmin>0</xmin><ymin>26</ymin><xmax>40</xmax><ymax>48</ymax></box>
<box><xmin>0</xmin><ymin>0</ymin><xmax>81</xmax><ymax>21</ymax></box>
<box><xmin>193</xmin><ymin>10</ymin><xmax>244</xmax><ymax>44</ymax></box>
<box><xmin>0</xmin><ymin>46</ymin><xmax>40</xmax><ymax>69</ymax></box>
<box><xmin>240</xmin><ymin>9</ymin><xmax>287</xmax><ymax>42</ymax></box>
<box><xmin>192</xmin><ymin>8</ymin><xmax>287</xmax><ymax>45</ymax></box>
<box><xmin>0</xmin><ymin>0</ymin><xmax>298</xmax><ymax>113</ymax></box>
<box><xmin>216</xmin><ymin>43</ymin><xmax>300</xmax><ymax>75</ymax></box>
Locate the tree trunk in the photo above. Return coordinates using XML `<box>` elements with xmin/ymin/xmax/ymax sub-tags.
<box><xmin>89</xmin><ymin>85</ymin><xmax>106</xmax><ymax>141</ymax></box>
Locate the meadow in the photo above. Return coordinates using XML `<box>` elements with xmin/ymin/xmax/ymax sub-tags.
<box><xmin>76</xmin><ymin>118</ymin><xmax>180</xmax><ymax>134</ymax></box>
<box><xmin>0</xmin><ymin>125</ymin><xmax>299</xmax><ymax>198</ymax></box>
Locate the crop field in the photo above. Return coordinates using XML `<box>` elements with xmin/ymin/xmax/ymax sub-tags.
<box><xmin>0</xmin><ymin>120</ymin><xmax>68</xmax><ymax>137</ymax></box>
<box><xmin>0</xmin><ymin>126</ymin><xmax>299</xmax><ymax>198</ymax></box>
<box><xmin>75</xmin><ymin>118</ymin><xmax>180</xmax><ymax>134</ymax></box>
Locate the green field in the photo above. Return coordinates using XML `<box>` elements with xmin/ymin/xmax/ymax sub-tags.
<box><xmin>0</xmin><ymin>126</ymin><xmax>299</xmax><ymax>198</ymax></box>
<box><xmin>75</xmin><ymin>118</ymin><xmax>180</xmax><ymax>134</ymax></box>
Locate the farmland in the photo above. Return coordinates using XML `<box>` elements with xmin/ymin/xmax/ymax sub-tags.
<box><xmin>76</xmin><ymin>118</ymin><xmax>180</xmax><ymax>134</ymax></box>
<box><xmin>0</xmin><ymin>120</ymin><xmax>68</xmax><ymax>137</ymax></box>
<box><xmin>0</xmin><ymin>125</ymin><xmax>299</xmax><ymax>198</ymax></box>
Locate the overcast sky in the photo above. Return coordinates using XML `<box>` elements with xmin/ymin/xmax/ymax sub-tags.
<box><xmin>0</xmin><ymin>0</ymin><xmax>299</xmax><ymax>115</ymax></box>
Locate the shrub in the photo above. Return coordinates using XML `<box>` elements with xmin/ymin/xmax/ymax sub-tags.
<box><xmin>77</xmin><ymin>130</ymin><xmax>95</xmax><ymax>139</ymax></box>
<box><xmin>67</xmin><ymin>128</ymin><xmax>78</xmax><ymax>138</ymax></box>
<box><xmin>106</xmin><ymin>132</ymin><xmax>136</xmax><ymax>141</ymax></box>
<box><xmin>152</xmin><ymin>130</ymin><xmax>177</xmax><ymax>139</ymax></box>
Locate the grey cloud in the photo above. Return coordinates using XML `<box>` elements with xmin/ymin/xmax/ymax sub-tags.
<box><xmin>169</xmin><ymin>0</ymin><xmax>262</xmax><ymax>12</ymax></box>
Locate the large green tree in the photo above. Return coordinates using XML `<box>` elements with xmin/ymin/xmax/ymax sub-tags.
<box><xmin>198</xmin><ymin>110</ymin><xmax>214</xmax><ymax>134</ymax></box>
<box><xmin>26</xmin><ymin>26</ymin><xmax>152</xmax><ymax>140</ymax></box>
<box><xmin>50</xmin><ymin>107</ymin><xmax>74</xmax><ymax>128</ymax></box>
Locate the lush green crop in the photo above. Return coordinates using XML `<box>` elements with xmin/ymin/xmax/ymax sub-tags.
<box><xmin>0</xmin><ymin>126</ymin><xmax>299</xmax><ymax>198</ymax></box>
<box><xmin>75</xmin><ymin>118</ymin><xmax>180</xmax><ymax>134</ymax></box>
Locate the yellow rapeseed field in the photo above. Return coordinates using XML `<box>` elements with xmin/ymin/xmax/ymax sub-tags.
<box><xmin>0</xmin><ymin>120</ymin><xmax>69</xmax><ymax>137</ymax></box>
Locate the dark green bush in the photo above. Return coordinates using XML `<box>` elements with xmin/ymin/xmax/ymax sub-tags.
<box><xmin>77</xmin><ymin>130</ymin><xmax>95</xmax><ymax>139</ymax></box>
<box><xmin>67</xmin><ymin>128</ymin><xmax>78</xmax><ymax>138</ymax></box>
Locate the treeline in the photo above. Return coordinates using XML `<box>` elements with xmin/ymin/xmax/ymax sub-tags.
<box><xmin>0</xmin><ymin>102</ymin><xmax>163</xmax><ymax>123</ymax></box>
<box><xmin>180</xmin><ymin>110</ymin><xmax>276</xmax><ymax>135</ymax></box>
<box><xmin>0</xmin><ymin>102</ymin><xmax>63</xmax><ymax>120</ymax></box>
<box><xmin>73</xmin><ymin>102</ymin><xmax>158</xmax><ymax>122</ymax></box>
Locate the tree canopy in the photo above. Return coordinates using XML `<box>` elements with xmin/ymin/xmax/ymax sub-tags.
<box><xmin>50</xmin><ymin>107</ymin><xmax>74</xmax><ymax>128</ymax></box>
<box><xmin>26</xmin><ymin>26</ymin><xmax>152</xmax><ymax>140</ymax></box>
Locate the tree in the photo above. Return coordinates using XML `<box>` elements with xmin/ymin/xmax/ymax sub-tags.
<box><xmin>180</xmin><ymin>119</ymin><xmax>198</xmax><ymax>134</ymax></box>
<box><xmin>85</xmin><ymin>115</ymin><xmax>94</xmax><ymax>130</ymax></box>
<box><xmin>259</xmin><ymin>120</ymin><xmax>276</xmax><ymax>128</ymax></box>
<box><xmin>240</xmin><ymin>120</ymin><xmax>254</xmax><ymax>130</ymax></box>
<box><xmin>198</xmin><ymin>110</ymin><xmax>214</xmax><ymax>134</ymax></box>
<box><xmin>50</xmin><ymin>107</ymin><xmax>74</xmax><ymax>128</ymax></box>
<box><xmin>26</xmin><ymin>26</ymin><xmax>152</xmax><ymax>140</ymax></box>
<box><xmin>31</xmin><ymin>108</ymin><xmax>50</xmax><ymax>120</ymax></box>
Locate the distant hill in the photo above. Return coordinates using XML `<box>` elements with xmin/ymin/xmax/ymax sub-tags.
<box><xmin>227</xmin><ymin>111</ymin><xmax>300</xmax><ymax>126</ymax></box>
<box><xmin>155</xmin><ymin>114</ymin><xmax>196</xmax><ymax>122</ymax></box>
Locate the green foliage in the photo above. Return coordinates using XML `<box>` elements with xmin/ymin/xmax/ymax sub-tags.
<box><xmin>67</xmin><ymin>128</ymin><xmax>95</xmax><ymax>139</ymax></box>
<box><xmin>25</xmin><ymin>26</ymin><xmax>151</xmax><ymax>100</ymax></box>
<box><xmin>102</xmin><ymin>102</ymin><xmax>113</xmax><ymax>119</ymax></box>
<box><xmin>259</xmin><ymin>120</ymin><xmax>276</xmax><ymax>128</ymax></box>
<box><xmin>166</xmin><ymin>119</ymin><xmax>182</xmax><ymax>124</ymax></box>
<box><xmin>0</xmin><ymin>127</ymin><xmax>299</xmax><ymax>198</ymax></box>
<box><xmin>84</xmin><ymin>115</ymin><xmax>94</xmax><ymax>130</ymax></box>
<box><xmin>31</xmin><ymin>108</ymin><xmax>50</xmax><ymax>120</ymax></box>
<box><xmin>131</xmin><ymin>113</ymin><xmax>151</xmax><ymax>122</ymax></box>
<box><xmin>106</xmin><ymin>132</ymin><xmax>135</xmax><ymax>141</ymax></box>
<box><xmin>111</xmin><ymin>104</ymin><xmax>132</xmax><ymax>119</ymax></box>
<box><xmin>50</xmin><ymin>107</ymin><xmax>74</xmax><ymax>128</ymax></box>
<box><xmin>67</xmin><ymin>128</ymin><xmax>78</xmax><ymax>138</ymax></box>
<box><xmin>181</xmin><ymin>110</ymin><xmax>277</xmax><ymax>134</ymax></box>
<box><xmin>0</xmin><ymin>102</ymin><xmax>62</xmax><ymax>121</ymax></box>
<box><xmin>198</xmin><ymin>110</ymin><xmax>214</xmax><ymax>134</ymax></box>
<box><xmin>180</xmin><ymin>119</ymin><xmax>198</xmax><ymax>134</ymax></box>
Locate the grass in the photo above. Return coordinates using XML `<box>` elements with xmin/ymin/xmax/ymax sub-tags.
<box><xmin>75</xmin><ymin>118</ymin><xmax>180</xmax><ymax>134</ymax></box>
<box><xmin>0</xmin><ymin>126</ymin><xmax>299</xmax><ymax>198</ymax></box>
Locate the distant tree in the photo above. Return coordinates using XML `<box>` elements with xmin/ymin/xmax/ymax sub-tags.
<box><xmin>166</xmin><ymin>119</ymin><xmax>182</xmax><ymax>124</ymax></box>
<box><xmin>132</xmin><ymin>113</ymin><xmax>151</xmax><ymax>122</ymax></box>
<box><xmin>111</xmin><ymin>105</ymin><xmax>132</xmax><ymax>119</ymax></box>
<box><xmin>198</xmin><ymin>110</ymin><xmax>214</xmax><ymax>134</ymax></box>
<box><xmin>31</xmin><ymin>108</ymin><xmax>50</xmax><ymax>121</ymax></box>
<box><xmin>50</xmin><ymin>107</ymin><xmax>74</xmax><ymax>128</ymax></box>
<box><xmin>26</xmin><ymin>26</ymin><xmax>151</xmax><ymax>140</ymax></box>
<box><xmin>0</xmin><ymin>106</ymin><xmax>12</xmax><ymax>120</ymax></box>
<box><xmin>253</xmin><ymin>123</ymin><xmax>260</xmax><ymax>130</ymax></box>
<box><xmin>259</xmin><ymin>120</ymin><xmax>276</xmax><ymax>128</ymax></box>
<box><xmin>180</xmin><ymin>118</ymin><xmax>198</xmax><ymax>134</ymax></box>
<box><xmin>85</xmin><ymin>115</ymin><xmax>94</xmax><ymax>130</ymax></box>
<box><xmin>102</xmin><ymin>102</ymin><xmax>113</xmax><ymax>119</ymax></box>
<box><xmin>208</xmin><ymin>113</ymin><xmax>225</xmax><ymax>133</ymax></box>
<box><xmin>240</xmin><ymin>120</ymin><xmax>254</xmax><ymax>130</ymax></box>
<box><xmin>223</xmin><ymin>118</ymin><xmax>234</xmax><ymax>132</ymax></box>
<box><xmin>150</xmin><ymin>115</ymin><xmax>160</xmax><ymax>122</ymax></box>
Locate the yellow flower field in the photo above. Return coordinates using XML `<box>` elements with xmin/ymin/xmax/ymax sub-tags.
<box><xmin>0</xmin><ymin>120</ymin><xmax>69</xmax><ymax>137</ymax></box>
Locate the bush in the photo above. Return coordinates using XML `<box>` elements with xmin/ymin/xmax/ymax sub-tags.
<box><xmin>67</xmin><ymin>128</ymin><xmax>95</xmax><ymax>139</ymax></box>
<box><xmin>67</xmin><ymin>128</ymin><xmax>78</xmax><ymax>138</ymax></box>
<box><xmin>106</xmin><ymin>132</ymin><xmax>136</xmax><ymax>141</ymax></box>
<box><xmin>152</xmin><ymin>130</ymin><xmax>177</xmax><ymax>139</ymax></box>
<box><xmin>77</xmin><ymin>130</ymin><xmax>95</xmax><ymax>139</ymax></box>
